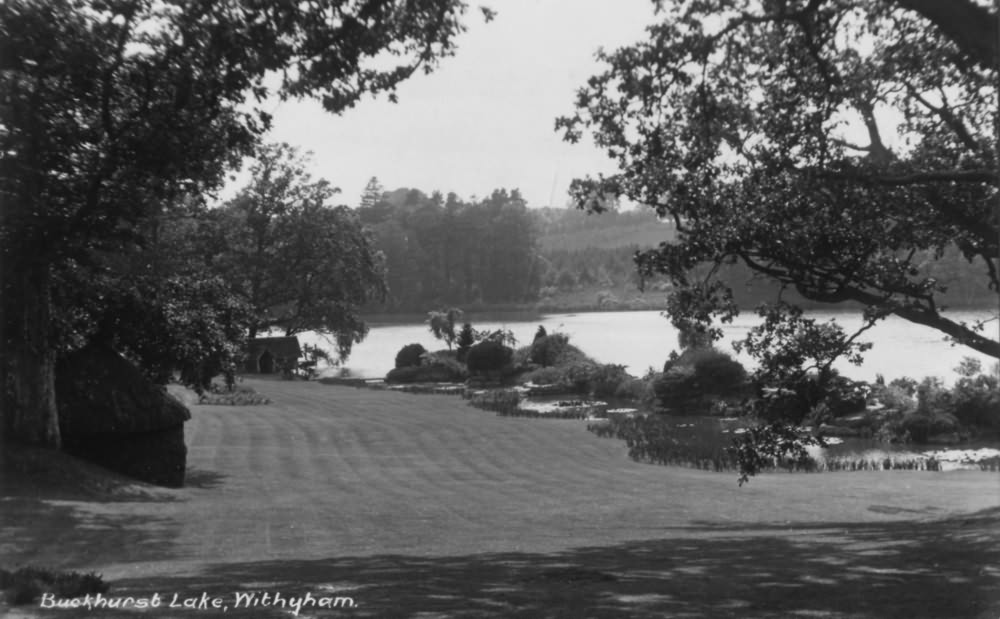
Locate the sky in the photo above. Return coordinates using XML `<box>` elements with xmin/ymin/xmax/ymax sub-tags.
<box><xmin>239</xmin><ymin>0</ymin><xmax>658</xmax><ymax>209</ymax></box>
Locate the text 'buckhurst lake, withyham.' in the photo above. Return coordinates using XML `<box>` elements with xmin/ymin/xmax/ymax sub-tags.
<box><xmin>40</xmin><ymin>590</ymin><xmax>357</xmax><ymax>615</ymax></box>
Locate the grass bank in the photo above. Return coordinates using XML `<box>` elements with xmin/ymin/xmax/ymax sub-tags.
<box><xmin>1</xmin><ymin>378</ymin><xmax>998</xmax><ymax>617</ymax></box>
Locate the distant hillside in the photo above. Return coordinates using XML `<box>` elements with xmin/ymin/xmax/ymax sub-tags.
<box><xmin>530</xmin><ymin>206</ymin><xmax>996</xmax><ymax>312</ymax></box>
<box><xmin>533</xmin><ymin>207</ymin><xmax>676</xmax><ymax>252</ymax></box>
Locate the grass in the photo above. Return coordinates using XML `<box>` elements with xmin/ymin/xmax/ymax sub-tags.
<box><xmin>2</xmin><ymin>379</ymin><xmax>998</xmax><ymax>618</ymax></box>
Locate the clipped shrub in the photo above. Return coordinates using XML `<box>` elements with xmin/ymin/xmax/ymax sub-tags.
<box><xmin>395</xmin><ymin>343</ymin><xmax>427</xmax><ymax>369</ymax></box>
<box><xmin>386</xmin><ymin>365</ymin><xmax>460</xmax><ymax>384</ymax></box>
<box><xmin>466</xmin><ymin>340</ymin><xmax>514</xmax><ymax>375</ymax></box>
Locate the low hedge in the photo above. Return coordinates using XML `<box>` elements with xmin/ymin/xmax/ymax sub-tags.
<box><xmin>386</xmin><ymin>364</ymin><xmax>464</xmax><ymax>384</ymax></box>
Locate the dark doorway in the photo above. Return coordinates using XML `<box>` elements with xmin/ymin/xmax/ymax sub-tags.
<box><xmin>258</xmin><ymin>351</ymin><xmax>274</xmax><ymax>374</ymax></box>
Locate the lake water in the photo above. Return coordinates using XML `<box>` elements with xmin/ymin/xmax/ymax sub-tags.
<box><xmin>305</xmin><ymin>309</ymin><xmax>998</xmax><ymax>384</ymax></box>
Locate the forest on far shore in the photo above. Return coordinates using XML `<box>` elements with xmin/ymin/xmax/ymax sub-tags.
<box><xmin>358</xmin><ymin>181</ymin><xmax>998</xmax><ymax>314</ymax></box>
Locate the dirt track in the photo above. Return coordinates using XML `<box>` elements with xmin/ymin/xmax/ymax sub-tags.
<box><xmin>2</xmin><ymin>378</ymin><xmax>999</xmax><ymax>617</ymax></box>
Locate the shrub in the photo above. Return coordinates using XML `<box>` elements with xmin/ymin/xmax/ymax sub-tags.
<box><xmin>817</xmin><ymin>375</ymin><xmax>869</xmax><ymax>417</ymax></box>
<box><xmin>901</xmin><ymin>410</ymin><xmax>961</xmax><ymax>443</ymax></box>
<box><xmin>456</xmin><ymin>323</ymin><xmax>476</xmax><ymax>362</ymax></box>
<box><xmin>422</xmin><ymin>351</ymin><xmax>469</xmax><ymax>381</ymax></box>
<box><xmin>951</xmin><ymin>358</ymin><xmax>1000</xmax><ymax>433</ymax></box>
<box><xmin>466</xmin><ymin>340</ymin><xmax>514</xmax><ymax>375</ymax></box>
<box><xmin>654</xmin><ymin>348</ymin><xmax>747</xmax><ymax>410</ymax></box>
<box><xmin>614</xmin><ymin>376</ymin><xmax>657</xmax><ymax>406</ymax></box>
<box><xmin>395</xmin><ymin>343</ymin><xmax>427</xmax><ymax>368</ymax></box>
<box><xmin>871</xmin><ymin>383</ymin><xmax>917</xmax><ymax>414</ymax></box>
<box><xmin>534</xmin><ymin>325</ymin><xmax>547</xmax><ymax>342</ymax></box>
<box><xmin>676</xmin><ymin>347</ymin><xmax>747</xmax><ymax>396</ymax></box>
<box><xmin>587</xmin><ymin>364</ymin><xmax>631</xmax><ymax>399</ymax></box>
<box><xmin>522</xmin><ymin>366</ymin><xmax>568</xmax><ymax>386</ymax></box>
<box><xmin>529</xmin><ymin>333</ymin><xmax>571</xmax><ymax>366</ymax></box>
<box><xmin>565</xmin><ymin>362</ymin><xmax>600</xmax><ymax>393</ymax></box>
<box><xmin>653</xmin><ymin>364</ymin><xmax>700</xmax><ymax>408</ymax></box>
<box><xmin>386</xmin><ymin>365</ymin><xmax>461</xmax><ymax>384</ymax></box>
<box><xmin>888</xmin><ymin>376</ymin><xmax>919</xmax><ymax>396</ymax></box>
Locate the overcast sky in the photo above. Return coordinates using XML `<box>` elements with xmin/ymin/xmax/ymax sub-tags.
<box><xmin>241</xmin><ymin>0</ymin><xmax>657</xmax><ymax>208</ymax></box>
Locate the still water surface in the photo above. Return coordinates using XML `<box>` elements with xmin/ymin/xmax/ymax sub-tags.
<box><xmin>304</xmin><ymin>309</ymin><xmax>997</xmax><ymax>383</ymax></box>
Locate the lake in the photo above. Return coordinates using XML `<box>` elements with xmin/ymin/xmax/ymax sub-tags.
<box><xmin>305</xmin><ymin>309</ymin><xmax>998</xmax><ymax>384</ymax></box>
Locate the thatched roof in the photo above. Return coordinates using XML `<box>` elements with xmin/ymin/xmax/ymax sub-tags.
<box><xmin>247</xmin><ymin>336</ymin><xmax>301</xmax><ymax>359</ymax></box>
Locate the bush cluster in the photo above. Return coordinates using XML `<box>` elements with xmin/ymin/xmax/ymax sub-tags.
<box><xmin>466</xmin><ymin>340</ymin><xmax>514</xmax><ymax>375</ymax></box>
<box><xmin>394</xmin><ymin>343</ymin><xmax>427</xmax><ymax>368</ymax></box>
<box><xmin>386</xmin><ymin>350</ymin><xmax>468</xmax><ymax>383</ymax></box>
<box><xmin>869</xmin><ymin>359</ymin><xmax>998</xmax><ymax>442</ymax></box>
<box><xmin>528</xmin><ymin>333</ymin><xmax>575</xmax><ymax>366</ymax></box>
<box><xmin>655</xmin><ymin>347</ymin><xmax>747</xmax><ymax>411</ymax></box>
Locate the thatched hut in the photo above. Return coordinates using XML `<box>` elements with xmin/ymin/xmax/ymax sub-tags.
<box><xmin>245</xmin><ymin>336</ymin><xmax>301</xmax><ymax>374</ymax></box>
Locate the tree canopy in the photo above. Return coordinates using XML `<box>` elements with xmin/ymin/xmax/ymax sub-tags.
<box><xmin>1</xmin><ymin>0</ymin><xmax>474</xmax><ymax>447</ymax></box>
<box><xmin>558</xmin><ymin>0</ymin><xmax>999</xmax><ymax>361</ymax></box>
<box><xmin>190</xmin><ymin>143</ymin><xmax>386</xmax><ymax>355</ymax></box>
<box><xmin>358</xmin><ymin>186</ymin><xmax>541</xmax><ymax>310</ymax></box>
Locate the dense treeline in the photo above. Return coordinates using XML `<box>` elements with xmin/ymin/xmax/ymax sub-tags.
<box><xmin>360</xmin><ymin>190</ymin><xmax>996</xmax><ymax>312</ymax></box>
<box><xmin>358</xmin><ymin>181</ymin><xmax>540</xmax><ymax>311</ymax></box>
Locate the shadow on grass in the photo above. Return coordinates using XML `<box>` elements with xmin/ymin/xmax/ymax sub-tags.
<box><xmin>0</xmin><ymin>497</ymin><xmax>182</xmax><ymax>571</ymax></box>
<box><xmin>183</xmin><ymin>468</ymin><xmax>227</xmax><ymax>490</ymax></box>
<box><xmin>96</xmin><ymin>508</ymin><xmax>999</xmax><ymax>619</ymax></box>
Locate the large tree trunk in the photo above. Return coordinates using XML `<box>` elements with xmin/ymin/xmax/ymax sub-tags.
<box><xmin>4</xmin><ymin>261</ymin><xmax>61</xmax><ymax>448</ymax></box>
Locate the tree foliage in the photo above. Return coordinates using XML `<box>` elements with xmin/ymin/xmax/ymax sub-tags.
<box><xmin>359</xmin><ymin>187</ymin><xmax>541</xmax><ymax>310</ymax></box>
<box><xmin>0</xmin><ymin>0</ymin><xmax>474</xmax><ymax>446</ymax></box>
<box><xmin>191</xmin><ymin>143</ymin><xmax>386</xmax><ymax>356</ymax></box>
<box><xmin>558</xmin><ymin>0</ymin><xmax>999</xmax><ymax>361</ymax></box>
<box><xmin>427</xmin><ymin>307</ymin><xmax>463</xmax><ymax>349</ymax></box>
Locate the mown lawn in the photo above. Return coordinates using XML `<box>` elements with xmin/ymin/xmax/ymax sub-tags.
<box><xmin>1</xmin><ymin>377</ymin><xmax>998</xmax><ymax>617</ymax></box>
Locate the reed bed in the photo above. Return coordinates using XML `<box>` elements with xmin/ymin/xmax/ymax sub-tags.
<box><xmin>465</xmin><ymin>388</ymin><xmax>522</xmax><ymax>415</ymax></box>
<box><xmin>588</xmin><ymin>414</ymin><xmax>1000</xmax><ymax>474</ymax></box>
